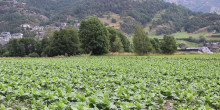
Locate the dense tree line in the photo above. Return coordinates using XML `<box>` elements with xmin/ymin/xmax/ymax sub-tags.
<box><xmin>0</xmin><ymin>17</ymin><xmax>178</xmax><ymax>57</ymax></box>
<box><xmin>177</xmin><ymin>36</ymin><xmax>206</xmax><ymax>44</ymax></box>
<box><xmin>184</xmin><ymin>13</ymin><xmax>220</xmax><ymax>33</ymax></box>
<box><xmin>46</xmin><ymin>27</ymin><xmax>80</xmax><ymax>57</ymax></box>
<box><xmin>133</xmin><ymin>27</ymin><xmax>177</xmax><ymax>55</ymax></box>
<box><xmin>3</xmin><ymin>38</ymin><xmax>40</xmax><ymax>57</ymax></box>
<box><xmin>0</xmin><ymin>17</ymin><xmax>132</xmax><ymax>57</ymax></box>
<box><xmin>207</xmin><ymin>21</ymin><xmax>220</xmax><ymax>33</ymax></box>
<box><xmin>151</xmin><ymin>5</ymin><xmax>193</xmax><ymax>33</ymax></box>
<box><xmin>152</xmin><ymin>6</ymin><xmax>220</xmax><ymax>34</ymax></box>
<box><xmin>156</xmin><ymin>27</ymin><xmax>176</xmax><ymax>36</ymax></box>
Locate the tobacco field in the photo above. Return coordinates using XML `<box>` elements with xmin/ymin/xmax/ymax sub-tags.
<box><xmin>0</xmin><ymin>55</ymin><xmax>220</xmax><ymax>110</ymax></box>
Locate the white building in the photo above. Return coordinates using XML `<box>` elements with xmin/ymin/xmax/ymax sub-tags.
<box><xmin>12</xmin><ymin>33</ymin><xmax>23</xmax><ymax>39</ymax></box>
<box><xmin>61</xmin><ymin>23</ymin><xmax>67</xmax><ymax>28</ymax></box>
<box><xmin>21</xmin><ymin>24</ymin><xmax>31</xmax><ymax>30</ymax></box>
<box><xmin>45</xmin><ymin>25</ymin><xmax>60</xmax><ymax>31</ymax></box>
<box><xmin>0</xmin><ymin>32</ymin><xmax>12</xmax><ymax>41</ymax></box>
<box><xmin>33</xmin><ymin>26</ymin><xmax>44</xmax><ymax>31</ymax></box>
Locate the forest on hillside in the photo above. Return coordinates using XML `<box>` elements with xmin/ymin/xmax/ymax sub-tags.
<box><xmin>0</xmin><ymin>0</ymin><xmax>220</xmax><ymax>35</ymax></box>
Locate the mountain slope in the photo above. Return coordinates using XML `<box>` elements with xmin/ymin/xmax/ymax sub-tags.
<box><xmin>53</xmin><ymin>0</ymin><xmax>220</xmax><ymax>35</ymax></box>
<box><xmin>0</xmin><ymin>1</ymin><xmax>44</xmax><ymax>33</ymax></box>
<box><xmin>1</xmin><ymin>0</ymin><xmax>220</xmax><ymax>35</ymax></box>
<box><xmin>164</xmin><ymin>0</ymin><xmax>220</xmax><ymax>14</ymax></box>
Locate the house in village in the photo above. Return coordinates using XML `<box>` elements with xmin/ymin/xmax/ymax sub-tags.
<box><xmin>32</xmin><ymin>26</ymin><xmax>44</xmax><ymax>31</ymax></box>
<box><xmin>0</xmin><ymin>32</ymin><xmax>11</xmax><ymax>41</ymax></box>
<box><xmin>21</xmin><ymin>24</ymin><xmax>31</xmax><ymax>30</ymax></box>
<box><xmin>45</xmin><ymin>25</ymin><xmax>50</xmax><ymax>30</ymax></box>
<box><xmin>5</xmin><ymin>0</ymin><xmax>27</xmax><ymax>8</ymax></box>
<box><xmin>61</xmin><ymin>23</ymin><xmax>67</xmax><ymax>28</ymax></box>
<box><xmin>5</xmin><ymin>0</ymin><xmax>17</xmax><ymax>4</ymax></box>
<box><xmin>12</xmin><ymin>33</ymin><xmax>23</xmax><ymax>39</ymax></box>
<box><xmin>205</xmin><ymin>42</ymin><xmax>220</xmax><ymax>52</ymax></box>
<box><xmin>0</xmin><ymin>32</ymin><xmax>23</xmax><ymax>45</ymax></box>
<box><xmin>45</xmin><ymin>25</ymin><xmax>60</xmax><ymax>31</ymax></box>
<box><xmin>18</xmin><ymin>2</ymin><xmax>27</xmax><ymax>8</ymax></box>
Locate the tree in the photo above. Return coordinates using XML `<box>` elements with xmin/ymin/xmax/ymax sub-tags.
<box><xmin>150</xmin><ymin>38</ymin><xmax>161</xmax><ymax>53</ymax></box>
<box><xmin>0</xmin><ymin>44</ymin><xmax>4</xmax><ymax>57</ymax></box>
<box><xmin>79</xmin><ymin>17</ymin><xmax>110</xmax><ymax>55</ymax></box>
<box><xmin>111</xmin><ymin>18</ymin><xmax>117</xmax><ymax>23</ymax></box>
<box><xmin>35</xmin><ymin>40</ymin><xmax>43</xmax><ymax>56</ymax></box>
<box><xmin>107</xmin><ymin>27</ymin><xmax>117</xmax><ymax>52</ymax></box>
<box><xmin>117</xmin><ymin>31</ymin><xmax>131</xmax><ymax>52</ymax></box>
<box><xmin>28</xmin><ymin>52</ymin><xmax>40</xmax><ymax>57</ymax></box>
<box><xmin>112</xmin><ymin>36</ymin><xmax>124</xmax><ymax>52</ymax></box>
<box><xmin>107</xmin><ymin>27</ymin><xmax>131</xmax><ymax>52</ymax></box>
<box><xmin>8</xmin><ymin>39</ymin><xmax>25</xmax><ymax>57</ymax></box>
<box><xmin>47</xmin><ymin>27</ymin><xmax>80</xmax><ymax>57</ymax></box>
<box><xmin>44</xmin><ymin>27</ymin><xmax>55</xmax><ymax>40</ymax></box>
<box><xmin>161</xmin><ymin>34</ymin><xmax>177</xmax><ymax>54</ymax></box>
<box><xmin>41</xmin><ymin>27</ymin><xmax>55</xmax><ymax>56</ymax></box>
<box><xmin>19</xmin><ymin>38</ymin><xmax>37</xmax><ymax>55</ymax></box>
<box><xmin>133</xmin><ymin>26</ymin><xmax>152</xmax><ymax>55</ymax></box>
<box><xmin>0</xmin><ymin>46</ymin><xmax>6</xmax><ymax>57</ymax></box>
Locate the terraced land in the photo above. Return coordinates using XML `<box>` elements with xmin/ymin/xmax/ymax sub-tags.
<box><xmin>0</xmin><ymin>55</ymin><xmax>220</xmax><ymax>109</ymax></box>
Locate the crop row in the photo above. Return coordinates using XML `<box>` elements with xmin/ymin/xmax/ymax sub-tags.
<box><xmin>0</xmin><ymin>56</ymin><xmax>219</xmax><ymax>110</ymax></box>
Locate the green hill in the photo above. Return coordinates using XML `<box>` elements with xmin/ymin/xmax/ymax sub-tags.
<box><xmin>1</xmin><ymin>0</ymin><xmax>220</xmax><ymax>35</ymax></box>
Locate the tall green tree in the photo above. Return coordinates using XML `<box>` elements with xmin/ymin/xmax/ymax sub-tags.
<box><xmin>150</xmin><ymin>38</ymin><xmax>161</xmax><ymax>53</ymax></box>
<box><xmin>133</xmin><ymin>26</ymin><xmax>152</xmax><ymax>55</ymax></box>
<box><xmin>41</xmin><ymin>27</ymin><xmax>55</xmax><ymax>56</ymax></box>
<box><xmin>117</xmin><ymin>31</ymin><xmax>131</xmax><ymax>52</ymax></box>
<box><xmin>35</xmin><ymin>40</ymin><xmax>43</xmax><ymax>56</ymax></box>
<box><xmin>107</xmin><ymin>27</ymin><xmax>117</xmax><ymax>52</ymax></box>
<box><xmin>161</xmin><ymin>34</ymin><xmax>177</xmax><ymax>54</ymax></box>
<box><xmin>112</xmin><ymin>36</ymin><xmax>124</xmax><ymax>52</ymax></box>
<box><xmin>107</xmin><ymin>27</ymin><xmax>131</xmax><ymax>52</ymax></box>
<box><xmin>8</xmin><ymin>39</ymin><xmax>25</xmax><ymax>57</ymax></box>
<box><xmin>0</xmin><ymin>45</ymin><xmax>6</xmax><ymax>57</ymax></box>
<box><xmin>79</xmin><ymin>17</ymin><xmax>110</xmax><ymax>55</ymax></box>
<box><xmin>19</xmin><ymin>38</ymin><xmax>38</xmax><ymax>56</ymax></box>
<box><xmin>47</xmin><ymin>27</ymin><xmax>80</xmax><ymax>57</ymax></box>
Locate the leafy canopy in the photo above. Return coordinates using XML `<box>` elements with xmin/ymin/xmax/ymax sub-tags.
<box><xmin>133</xmin><ymin>26</ymin><xmax>153</xmax><ymax>55</ymax></box>
<box><xmin>79</xmin><ymin>17</ymin><xmax>110</xmax><ymax>55</ymax></box>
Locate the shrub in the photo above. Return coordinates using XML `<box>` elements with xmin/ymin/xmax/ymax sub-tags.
<box><xmin>28</xmin><ymin>52</ymin><xmax>40</xmax><ymax>57</ymax></box>
<box><xmin>111</xmin><ymin>18</ymin><xmax>117</xmax><ymax>23</ymax></box>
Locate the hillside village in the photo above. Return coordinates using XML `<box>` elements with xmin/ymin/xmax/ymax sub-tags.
<box><xmin>2</xmin><ymin>0</ymin><xmax>27</xmax><ymax>8</ymax></box>
<box><xmin>0</xmin><ymin>20</ymin><xmax>80</xmax><ymax>45</ymax></box>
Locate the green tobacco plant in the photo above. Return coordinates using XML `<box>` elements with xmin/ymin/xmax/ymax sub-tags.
<box><xmin>0</xmin><ymin>55</ymin><xmax>219</xmax><ymax>109</ymax></box>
